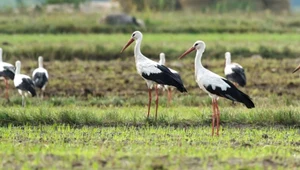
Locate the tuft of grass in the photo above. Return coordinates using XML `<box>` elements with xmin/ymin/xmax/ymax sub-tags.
<box><xmin>0</xmin><ymin>105</ymin><xmax>299</xmax><ymax>127</ymax></box>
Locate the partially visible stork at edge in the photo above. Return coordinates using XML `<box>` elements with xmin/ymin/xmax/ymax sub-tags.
<box><xmin>293</xmin><ymin>64</ymin><xmax>300</xmax><ymax>73</ymax></box>
<box><xmin>0</xmin><ymin>48</ymin><xmax>15</xmax><ymax>102</ymax></box>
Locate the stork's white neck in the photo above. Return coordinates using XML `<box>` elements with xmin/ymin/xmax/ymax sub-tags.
<box><xmin>159</xmin><ymin>53</ymin><xmax>165</xmax><ymax>65</ymax></box>
<box><xmin>134</xmin><ymin>38</ymin><xmax>147</xmax><ymax>62</ymax></box>
<box><xmin>0</xmin><ymin>48</ymin><xmax>2</xmax><ymax>62</ymax></box>
<box><xmin>225</xmin><ymin>56</ymin><xmax>231</xmax><ymax>66</ymax></box>
<box><xmin>16</xmin><ymin>61</ymin><xmax>21</xmax><ymax>75</ymax></box>
<box><xmin>195</xmin><ymin>49</ymin><xmax>205</xmax><ymax>76</ymax></box>
<box><xmin>38</xmin><ymin>57</ymin><xmax>43</xmax><ymax>68</ymax></box>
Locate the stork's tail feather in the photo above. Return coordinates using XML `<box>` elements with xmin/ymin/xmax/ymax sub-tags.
<box><xmin>238</xmin><ymin>91</ymin><xmax>255</xmax><ymax>108</ymax></box>
<box><xmin>176</xmin><ymin>85</ymin><xmax>187</xmax><ymax>93</ymax></box>
<box><xmin>221</xmin><ymin>78</ymin><xmax>254</xmax><ymax>108</ymax></box>
<box><xmin>29</xmin><ymin>86</ymin><xmax>37</xmax><ymax>97</ymax></box>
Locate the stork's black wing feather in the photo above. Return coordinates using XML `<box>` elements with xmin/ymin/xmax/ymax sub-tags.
<box><xmin>0</xmin><ymin>66</ymin><xmax>15</xmax><ymax>80</ymax></box>
<box><xmin>204</xmin><ymin>78</ymin><xmax>254</xmax><ymax>108</ymax></box>
<box><xmin>142</xmin><ymin>65</ymin><xmax>187</xmax><ymax>92</ymax></box>
<box><xmin>226</xmin><ymin>67</ymin><xmax>246</xmax><ymax>87</ymax></box>
<box><xmin>33</xmin><ymin>72</ymin><xmax>48</xmax><ymax>89</ymax></box>
<box><xmin>16</xmin><ymin>78</ymin><xmax>36</xmax><ymax>97</ymax></box>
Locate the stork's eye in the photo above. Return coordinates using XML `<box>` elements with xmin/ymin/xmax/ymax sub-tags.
<box><xmin>132</xmin><ymin>33</ymin><xmax>136</xmax><ymax>37</ymax></box>
<box><xmin>195</xmin><ymin>43</ymin><xmax>198</xmax><ymax>47</ymax></box>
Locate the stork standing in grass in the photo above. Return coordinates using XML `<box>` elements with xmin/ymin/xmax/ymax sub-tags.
<box><xmin>121</xmin><ymin>31</ymin><xmax>187</xmax><ymax>120</ymax></box>
<box><xmin>32</xmin><ymin>56</ymin><xmax>49</xmax><ymax>99</ymax></box>
<box><xmin>0</xmin><ymin>48</ymin><xmax>15</xmax><ymax>101</ymax></box>
<box><xmin>158</xmin><ymin>52</ymin><xmax>182</xmax><ymax>105</ymax></box>
<box><xmin>179</xmin><ymin>41</ymin><xmax>255</xmax><ymax>136</ymax></box>
<box><xmin>14</xmin><ymin>60</ymin><xmax>36</xmax><ymax>107</ymax></box>
<box><xmin>224</xmin><ymin>52</ymin><xmax>246</xmax><ymax>87</ymax></box>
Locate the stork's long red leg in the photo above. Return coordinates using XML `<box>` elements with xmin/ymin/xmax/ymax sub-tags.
<box><xmin>167</xmin><ymin>89</ymin><xmax>172</xmax><ymax>106</ymax></box>
<box><xmin>5</xmin><ymin>79</ymin><xmax>9</xmax><ymax>101</ymax></box>
<box><xmin>211</xmin><ymin>99</ymin><xmax>216</xmax><ymax>136</ymax></box>
<box><xmin>147</xmin><ymin>88</ymin><xmax>152</xmax><ymax>118</ymax></box>
<box><xmin>155</xmin><ymin>85</ymin><xmax>159</xmax><ymax>120</ymax></box>
<box><xmin>215</xmin><ymin>100</ymin><xmax>220</xmax><ymax>136</ymax></box>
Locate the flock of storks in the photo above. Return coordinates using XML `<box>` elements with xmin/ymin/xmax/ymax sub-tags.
<box><xmin>0</xmin><ymin>31</ymin><xmax>299</xmax><ymax>136</ymax></box>
<box><xmin>0</xmin><ymin>49</ymin><xmax>48</xmax><ymax>107</ymax></box>
<box><xmin>121</xmin><ymin>31</ymin><xmax>299</xmax><ymax>136</ymax></box>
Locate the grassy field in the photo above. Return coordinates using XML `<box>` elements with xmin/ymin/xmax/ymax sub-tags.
<box><xmin>0</xmin><ymin>57</ymin><xmax>299</xmax><ymax>100</ymax></box>
<box><xmin>0</xmin><ymin>55</ymin><xmax>299</xmax><ymax>169</ymax></box>
<box><xmin>0</xmin><ymin>105</ymin><xmax>299</xmax><ymax>126</ymax></box>
<box><xmin>0</xmin><ymin>12</ymin><xmax>300</xmax><ymax>169</ymax></box>
<box><xmin>0</xmin><ymin>124</ymin><xmax>299</xmax><ymax>169</ymax></box>
<box><xmin>1</xmin><ymin>33</ymin><xmax>300</xmax><ymax>61</ymax></box>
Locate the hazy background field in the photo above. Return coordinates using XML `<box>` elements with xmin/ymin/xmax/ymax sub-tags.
<box><xmin>0</xmin><ymin>0</ymin><xmax>300</xmax><ymax>169</ymax></box>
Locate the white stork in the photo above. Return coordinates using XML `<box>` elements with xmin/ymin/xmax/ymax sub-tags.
<box><xmin>293</xmin><ymin>64</ymin><xmax>300</xmax><ymax>73</ymax></box>
<box><xmin>224</xmin><ymin>52</ymin><xmax>246</xmax><ymax>87</ymax></box>
<box><xmin>179</xmin><ymin>41</ymin><xmax>255</xmax><ymax>136</ymax></box>
<box><xmin>0</xmin><ymin>48</ymin><xmax>15</xmax><ymax>101</ymax></box>
<box><xmin>14</xmin><ymin>60</ymin><xmax>36</xmax><ymax>107</ymax></box>
<box><xmin>158</xmin><ymin>52</ymin><xmax>182</xmax><ymax>105</ymax></box>
<box><xmin>32</xmin><ymin>56</ymin><xmax>49</xmax><ymax>99</ymax></box>
<box><xmin>121</xmin><ymin>31</ymin><xmax>187</xmax><ymax>120</ymax></box>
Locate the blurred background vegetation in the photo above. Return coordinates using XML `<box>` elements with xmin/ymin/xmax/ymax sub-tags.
<box><xmin>0</xmin><ymin>0</ymin><xmax>299</xmax><ymax>99</ymax></box>
<box><xmin>0</xmin><ymin>0</ymin><xmax>292</xmax><ymax>13</ymax></box>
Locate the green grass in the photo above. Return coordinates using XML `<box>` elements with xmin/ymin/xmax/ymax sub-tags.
<box><xmin>0</xmin><ymin>125</ymin><xmax>299</xmax><ymax>169</ymax></box>
<box><xmin>0</xmin><ymin>105</ymin><xmax>299</xmax><ymax>127</ymax></box>
<box><xmin>0</xmin><ymin>33</ymin><xmax>300</xmax><ymax>61</ymax></box>
<box><xmin>0</xmin><ymin>12</ymin><xmax>300</xmax><ymax>34</ymax></box>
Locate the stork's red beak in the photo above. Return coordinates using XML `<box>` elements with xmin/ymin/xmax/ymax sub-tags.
<box><xmin>293</xmin><ymin>64</ymin><xmax>300</xmax><ymax>73</ymax></box>
<box><xmin>121</xmin><ymin>38</ymin><xmax>134</xmax><ymax>53</ymax></box>
<box><xmin>178</xmin><ymin>47</ymin><xmax>196</xmax><ymax>59</ymax></box>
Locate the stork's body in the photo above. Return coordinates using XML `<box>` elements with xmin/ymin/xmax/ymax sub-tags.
<box><xmin>121</xmin><ymin>31</ymin><xmax>187</xmax><ymax>120</ymax></box>
<box><xmin>158</xmin><ymin>53</ymin><xmax>182</xmax><ymax>105</ymax></box>
<box><xmin>0</xmin><ymin>48</ymin><xmax>15</xmax><ymax>101</ymax></box>
<box><xmin>179</xmin><ymin>41</ymin><xmax>254</xmax><ymax>136</ymax></box>
<box><xmin>224</xmin><ymin>52</ymin><xmax>246</xmax><ymax>87</ymax></box>
<box><xmin>14</xmin><ymin>61</ymin><xmax>36</xmax><ymax>107</ymax></box>
<box><xmin>32</xmin><ymin>56</ymin><xmax>49</xmax><ymax>99</ymax></box>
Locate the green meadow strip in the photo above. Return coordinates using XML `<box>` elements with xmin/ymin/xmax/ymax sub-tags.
<box><xmin>0</xmin><ymin>33</ymin><xmax>300</xmax><ymax>61</ymax></box>
<box><xmin>0</xmin><ymin>106</ymin><xmax>299</xmax><ymax>126</ymax></box>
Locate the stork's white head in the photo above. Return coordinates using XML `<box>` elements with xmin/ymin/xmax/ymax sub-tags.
<box><xmin>179</xmin><ymin>40</ymin><xmax>206</xmax><ymax>59</ymax></box>
<box><xmin>225</xmin><ymin>52</ymin><xmax>231</xmax><ymax>60</ymax></box>
<box><xmin>131</xmin><ymin>31</ymin><xmax>143</xmax><ymax>41</ymax></box>
<box><xmin>193</xmin><ymin>41</ymin><xmax>206</xmax><ymax>51</ymax></box>
<box><xmin>121</xmin><ymin>31</ymin><xmax>143</xmax><ymax>53</ymax></box>
<box><xmin>38</xmin><ymin>56</ymin><xmax>43</xmax><ymax>68</ymax></box>
<box><xmin>16</xmin><ymin>60</ymin><xmax>21</xmax><ymax>68</ymax></box>
<box><xmin>225</xmin><ymin>52</ymin><xmax>231</xmax><ymax>65</ymax></box>
<box><xmin>15</xmin><ymin>60</ymin><xmax>21</xmax><ymax>74</ymax></box>
<box><xmin>159</xmin><ymin>53</ymin><xmax>165</xmax><ymax>65</ymax></box>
